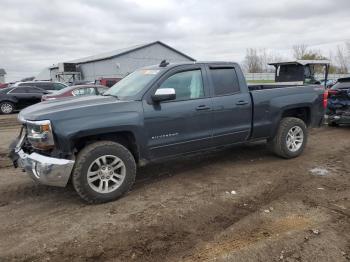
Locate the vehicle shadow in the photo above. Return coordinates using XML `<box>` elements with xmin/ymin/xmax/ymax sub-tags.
<box><xmin>0</xmin><ymin>142</ymin><xmax>273</xmax><ymax>205</ymax></box>
<box><xmin>134</xmin><ymin>141</ymin><xmax>271</xmax><ymax>188</ymax></box>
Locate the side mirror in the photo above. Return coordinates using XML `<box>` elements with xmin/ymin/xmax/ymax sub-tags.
<box><xmin>152</xmin><ymin>88</ymin><xmax>176</xmax><ymax>102</ymax></box>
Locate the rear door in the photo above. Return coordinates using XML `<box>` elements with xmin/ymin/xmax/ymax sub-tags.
<box><xmin>143</xmin><ymin>65</ymin><xmax>213</xmax><ymax>159</ymax></box>
<box><xmin>26</xmin><ymin>87</ymin><xmax>46</xmax><ymax>104</ymax></box>
<box><xmin>207</xmin><ymin>65</ymin><xmax>252</xmax><ymax>145</ymax></box>
<box><xmin>8</xmin><ymin>87</ymin><xmax>33</xmax><ymax>108</ymax></box>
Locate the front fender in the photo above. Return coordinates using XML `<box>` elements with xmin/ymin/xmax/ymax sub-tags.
<box><xmin>52</xmin><ymin>111</ymin><xmax>144</xmax><ymax>154</ymax></box>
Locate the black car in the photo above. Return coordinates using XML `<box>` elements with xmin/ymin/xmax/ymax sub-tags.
<box><xmin>0</xmin><ymin>86</ymin><xmax>49</xmax><ymax>114</ymax></box>
<box><xmin>326</xmin><ymin>77</ymin><xmax>350</xmax><ymax>126</ymax></box>
<box><xmin>11</xmin><ymin>81</ymin><xmax>67</xmax><ymax>91</ymax></box>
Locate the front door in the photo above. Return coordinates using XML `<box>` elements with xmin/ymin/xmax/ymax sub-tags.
<box><xmin>143</xmin><ymin>66</ymin><xmax>213</xmax><ymax>159</ymax></box>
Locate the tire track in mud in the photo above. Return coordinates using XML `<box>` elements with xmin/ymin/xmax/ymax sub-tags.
<box><xmin>0</xmin><ymin>180</ymin><xmax>77</xmax><ymax>207</ymax></box>
<box><xmin>8</xmin><ymin>174</ymin><xmax>312</xmax><ymax>262</ymax></box>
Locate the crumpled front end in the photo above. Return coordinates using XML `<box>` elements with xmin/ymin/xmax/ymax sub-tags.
<box><xmin>9</xmin><ymin>118</ymin><xmax>75</xmax><ymax>187</ymax></box>
<box><xmin>14</xmin><ymin>149</ymin><xmax>75</xmax><ymax>187</ymax></box>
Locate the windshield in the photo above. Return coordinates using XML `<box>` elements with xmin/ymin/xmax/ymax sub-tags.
<box><xmin>104</xmin><ymin>69</ymin><xmax>160</xmax><ymax>98</ymax></box>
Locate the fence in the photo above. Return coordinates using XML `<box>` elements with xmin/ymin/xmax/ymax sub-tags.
<box><xmin>244</xmin><ymin>73</ymin><xmax>350</xmax><ymax>81</ymax></box>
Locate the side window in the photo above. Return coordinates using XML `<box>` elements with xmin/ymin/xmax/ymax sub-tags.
<box><xmin>34</xmin><ymin>83</ymin><xmax>50</xmax><ymax>90</ymax></box>
<box><xmin>97</xmin><ymin>87</ymin><xmax>107</xmax><ymax>94</ymax></box>
<box><xmin>210</xmin><ymin>68</ymin><xmax>240</xmax><ymax>96</ymax></box>
<box><xmin>72</xmin><ymin>87</ymin><xmax>95</xmax><ymax>96</ymax></box>
<box><xmin>27</xmin><ymin>87</ymin><xmax>45</xmax><ymax>93</ymax></box>
<box><xmin>19</xmin><ymin>82</ymin><xmax>35</xmax><ymax>87</ymax></box>
<box><xmin>10</xmin><ymin>87</ymin><xmax>28</xmax><ymax>93</ymax></box>
<box><xmin>159</xmin><ymin>70</ymin><xmax>204</xmax><ymax>101</ymax></box>
<box><xmin>53</xmin><ymin>83</ymin><xmax>65</xmax><ymax>90</ymax></box>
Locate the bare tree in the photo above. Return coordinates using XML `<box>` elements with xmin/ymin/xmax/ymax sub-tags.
<box><xmin>243</xmin><ymin>48</ymin><xmax>286</xmax><ymax>73</ymax></box>
<box><xmin>335</xmin><ymin>45</ymin><xmax>348</xmax><ymax>74</ymax></box>
<box><xmin>243</xmin><ymin>48</ymin><xmax>263</xmax><ymax>73</ymax></box>
<box><xmin>292</xmin><ymin>44</ymin><xmax>308</xmax><ymax>59</ymax></box>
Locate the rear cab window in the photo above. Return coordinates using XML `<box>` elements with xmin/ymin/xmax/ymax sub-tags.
<box><xmin>209</xmin><ymin>67</ymin><xmax>240</xmax><ymax>96</ymax></box>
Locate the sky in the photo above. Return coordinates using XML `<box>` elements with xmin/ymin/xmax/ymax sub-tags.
<box><xmin>1</xmin><ymin>0</ymin><xmax>350</xmax><ymax>82</ymax></box>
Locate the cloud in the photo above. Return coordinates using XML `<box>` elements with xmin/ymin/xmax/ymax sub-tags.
<box><xmin>0</xmin><ymin>0</ymin><xmax>349</xmax><ymax>81</ymax></box>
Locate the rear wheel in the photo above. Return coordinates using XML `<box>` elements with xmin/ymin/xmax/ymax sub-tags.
<box><xmin>328</xmin><ymin>121</ymin><xmax>339</xmax><ymax>127</ymax></box>
<box><xmin>72</xmin><ymin>141</ymin><xmax>136</xmax><ymax>204</ymax></box>
<box><xmin>0</xmin><ymin>101</ymin><xmax>14</xmax><ymax>114</ymax></box>
<box><xmin>267</xmin><ymin>117</ymin><xmax>307</xmax><ymax>159</ymax></box>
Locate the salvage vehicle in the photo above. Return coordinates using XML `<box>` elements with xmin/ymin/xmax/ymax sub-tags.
<box><xmin>9</xmin><ymin>61</ymin><xmax>326</xmax><ymax>203</ymax></box>
<box><xmin>0</xmin><ymin>86</ymin><xmax>50</xmax><ymax>114</ymax></box>
<box><xmin>41</xmin><ymin>85</ymin><xmax>109</xmax><ymax>101</ymax></box>
<box><xmin>326</xmin><ymin>77</ymin><xmax>350</xmax><ymax>126</ymax></box>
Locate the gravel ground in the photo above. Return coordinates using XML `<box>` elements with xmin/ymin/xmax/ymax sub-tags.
<box><xmin>0</xmin><ymin>114</ymin><xmax>349</xmax><ymax>262</ymax></box>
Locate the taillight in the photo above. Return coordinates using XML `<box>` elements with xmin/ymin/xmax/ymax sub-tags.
<box><xmin>323</xmin><ymin>90</ymin><xmax>328</xmax><ymax>109</ymax></box>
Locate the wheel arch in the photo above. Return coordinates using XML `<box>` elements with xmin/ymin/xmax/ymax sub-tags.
<box><xmin>72</xmin><ymin>131</ymin><xmax>140</xmax><ymax>164</ymax></box>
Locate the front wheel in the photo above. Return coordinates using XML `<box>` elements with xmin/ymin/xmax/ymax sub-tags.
<box><xmin>267</xmin><ymin>117</ymin><xmax>308</xmax><ymax>159</ymax></box>
<box><xmin>0</xmin><ymin>101</ymin><xmax>15</xmax><ymax>114</ymax></box>
<box><xmin>72</xmin><ymin>141</ymin><xmax>136</xmax><ymax>204</ymax></box>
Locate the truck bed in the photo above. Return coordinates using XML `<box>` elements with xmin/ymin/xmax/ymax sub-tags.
<box><xmin>248</xmin><ymin>82</ymin><xmax>305</xmax><ymax>91</ymax></box>
<box><xmin>248</xmin><ymin>84</ymin><xmax>325</xmax><ymax>140</ymax></box>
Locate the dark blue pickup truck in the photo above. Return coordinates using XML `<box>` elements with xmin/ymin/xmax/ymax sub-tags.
<box><xmin>10</xmin><ymin>62</ymin><xmax>326</xmax><ymax>203</ymax></box>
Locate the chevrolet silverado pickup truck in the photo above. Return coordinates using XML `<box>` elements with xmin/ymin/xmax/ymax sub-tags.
<box><xmin>9</xmin><ymin>61</ymin><xmax>326</xmax><ymax>203</ymax></box>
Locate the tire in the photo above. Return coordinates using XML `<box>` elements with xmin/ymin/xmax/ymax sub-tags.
<box><xmin>0</xmin><ymin>101</ymin><xmax>15</xmax><ymax>114</ymax></box>
<box><xmin>72</xmin><ymin>141</ymin><xmax>136</xmax><ymax>204</ymax></box>
<box><xmin>328</xmin><ymin>121</ymin><xmax>339</xmax><ymax>127</ymax></box>
<box><xmin>267</xmin><ymin>117</ymin><xmax>307</xmax><ymax>159</ymax></box>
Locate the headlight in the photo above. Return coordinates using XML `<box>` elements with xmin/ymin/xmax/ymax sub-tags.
<box><xmin>26</xmin><ymin>120</ymin><xmax>55</xmax><ymax>150</ymax></box>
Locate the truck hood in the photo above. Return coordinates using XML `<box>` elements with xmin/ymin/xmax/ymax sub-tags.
<box><xmin>19</xmin><ymin>95</ymin><xmax>138</xmax><ymax>122</ymax></box>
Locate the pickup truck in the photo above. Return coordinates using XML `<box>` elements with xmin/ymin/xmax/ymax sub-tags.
<box><xmin>9</xmin><ymin>61</ymin><xmax>326</xmax><ymax>203</ymax></box>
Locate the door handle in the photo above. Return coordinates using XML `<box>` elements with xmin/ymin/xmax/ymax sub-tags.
<box><xmin>236</xmin><ymin>100</ymin><xmax>249</xmax><ymax>106</ymax></box>
<box><xmin>196</xmin><ymin>105</ymin><xmax>211</xmax><ymax>111</ymax></box>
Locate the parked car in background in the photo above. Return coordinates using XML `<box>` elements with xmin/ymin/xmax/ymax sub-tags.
<box><xmin>326</xmin><ymin>77</ymin><xmax>350</xmax><ymax>126</ymax></box>
<box><xmin>0</xmin><ymin>83</ymin><xmax>10</xmax><ymax>89</ymax></box>
<box><xmin>69</xmin><ymin>80</ymin><xmax>95</xmax><ymax>86</ymax></box>
<box><xmin>0</xmin><ymin>86</ymin><xmax>49</xmax><ymax>114</ymax></box>
<box><xmin>96</xmin><ymin>78</ymin><xmax>121</xmax><ymax>87</ymax></box>
<box><xmin>11</xmin><ymin>81</ymin><xmax>67</xmax><ymax>91</ymax></box>
<box><xmin>41</xmin><ymin>85</ymin><xmax>109</xmax><ymax>101</ymax></box>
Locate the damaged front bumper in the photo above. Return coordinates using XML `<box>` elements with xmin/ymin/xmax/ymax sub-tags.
<box><xmin>9</xmin><ymin>137</ymin><xmax>75</xmax><ymax>187</ymax></box>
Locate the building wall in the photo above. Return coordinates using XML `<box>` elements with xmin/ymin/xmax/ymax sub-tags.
<box><xmin>77</xmin><ymin>43</ymin><xmax>193</xmax><ymax>81</ymax></box>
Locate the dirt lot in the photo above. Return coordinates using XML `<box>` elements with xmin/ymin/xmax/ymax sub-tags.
<box><xmin>0</xmin><ymin>114</ymin><xmax>349</xmax><ymax>262</ymax></box>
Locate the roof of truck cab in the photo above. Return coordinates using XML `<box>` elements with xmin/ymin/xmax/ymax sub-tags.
<box><xmin>142</xmin><ymin>61</ymin><xmax>240</xmax><ymax>70</ymax></box>
<box><xmin>269</xmin><ymin>60</ymin><xmax>330</xmax><ymax>66</ymax></box>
